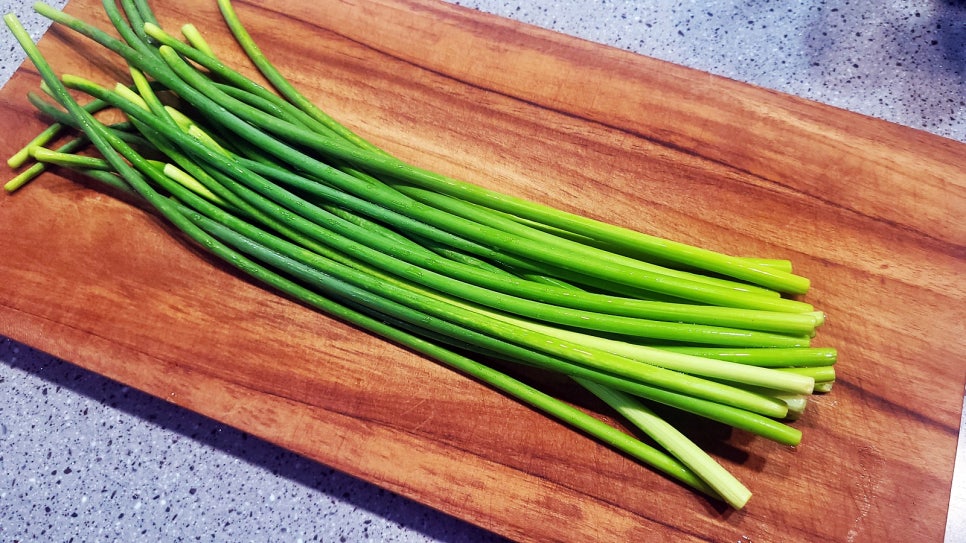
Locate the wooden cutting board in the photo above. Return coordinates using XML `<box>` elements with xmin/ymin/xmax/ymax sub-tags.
<box><xmin>2</xmin><ymin>0</ymin><xmax>964</xmax><ymax>541</ymax></box>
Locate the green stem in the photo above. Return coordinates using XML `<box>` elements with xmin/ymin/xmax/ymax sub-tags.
<box><xmin>214</xmin><ymin>0</ymin><xmax>379</xmax><ymax>152</ymax></box>
<box><xmin>30</xmin><ymin>147</ymin><xmax>112</xmax><ymax>170</ymax></box>
<box><xmin>655</xmin><ymin>346</ymin><xmax>837</xmax><ymax>368</ymax></box>
<box><xmin>7</xmin><ymin>122</ymin><xmax>64</xmax><ymax>168</ymax></box>
<box><xmin>215</xmin><ymin>0</ymin><xmax>812</xmax><ymax>295</ymax></box>
<box><xmin>576</xmin><ymin>378</ymin><xmax>751</xmax><ymax>509</ymax></box>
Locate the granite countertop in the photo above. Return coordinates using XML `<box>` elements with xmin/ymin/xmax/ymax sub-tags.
<box><xmin>1</xmin><ymin>1</ymin><xmax>963</xmax><ymax>541</ymax></box>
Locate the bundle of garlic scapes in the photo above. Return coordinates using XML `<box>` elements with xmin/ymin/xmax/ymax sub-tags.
<box><xmin>4</xmin><ymin>0</ymin><xmax>836</xmax><ymax>509</ymax></box>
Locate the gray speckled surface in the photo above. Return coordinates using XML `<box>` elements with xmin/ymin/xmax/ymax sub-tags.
<box><xmin>0</xmin><ymin>339</ymin><xmax>497</xmax><ymax>542</ymax></box>
<box><xmin>0</xmin><ymin>0</ymin><xmax>68</xmax><ymax>86</ymax></box>
<box><xmin>1</xmin><ymin>1</ymin><xmax>963</xmax><ymax>542</ymax></box>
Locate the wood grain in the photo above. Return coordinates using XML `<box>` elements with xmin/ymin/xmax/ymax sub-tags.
<box><xmin>1</xmin><ymin>0</ymin><xmax>963</xmax><ymax>541</ymax></box>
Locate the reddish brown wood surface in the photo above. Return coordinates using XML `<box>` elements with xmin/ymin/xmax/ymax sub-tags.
<box><xmin>1</xmin><ymin>0</ymin><xmax>964</xmax><ymax>541</ymax></box>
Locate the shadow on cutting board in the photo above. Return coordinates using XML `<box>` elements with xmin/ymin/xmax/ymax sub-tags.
<box><xmin>0</xmin><ymin>336</ymin><xmax>510</xmax><ymax>543</ymax></box>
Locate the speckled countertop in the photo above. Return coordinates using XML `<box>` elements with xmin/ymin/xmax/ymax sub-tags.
<box><xmin>1</xmin><ymin>1</ymin><xmax>963</xmax><ymax>541</ymax></box>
